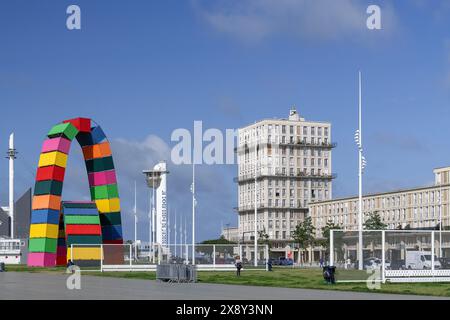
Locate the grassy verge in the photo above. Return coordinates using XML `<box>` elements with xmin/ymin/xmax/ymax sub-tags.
<box><xmin>6</xmin><ymin>265</ymin><xmax>450</xmax><ymax>297</ymax></box>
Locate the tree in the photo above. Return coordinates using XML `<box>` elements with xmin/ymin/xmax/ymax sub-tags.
<box><xmin>363</xmin><ymin>211</ymin><xmax>387</xmax><ymax>230</ymax></box>
<box><xmin>201</xmin><ymin>235</ymin><xmax>236</xmax><ymax>245</ymax></box>
<box><xmin>292</xmin><ymin>217</ymin><xmax>316</xmax><ymax>265</ymax></box>
<box><xmin>257</xmin><ymin>227</ymin><xmax>271</xmax><ymax>248</ymax></box>
<box><xmin>320</xmin><ymin>221</ymin><xmax>342</xmax><ymax>248</ymax></box>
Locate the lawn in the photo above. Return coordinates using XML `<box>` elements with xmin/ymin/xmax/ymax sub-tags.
<box><xmin>6</xmin><ymin>265</ymin><xmax>450</xmax><ymax>297</ymax></box>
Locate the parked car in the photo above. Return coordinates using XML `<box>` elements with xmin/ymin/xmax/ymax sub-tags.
<box><xmin>406</xmin><ymin>251</ymin><xmax>441</xmax><ymax>269</ymax></box>
<box><xmin>385</xmin><ymin>259</ymin><xmax>406</xmax><ymax>270</ymax></box>
<box><xmin>269</xmin><ymin>257</ymin><xmax>293</xmax><ymax>266</ymax></box>
<box><xmin>439</xmin><ymin>257</ymin><xmax>450</xmax><ymax>269</ymax></box>
<box><xmin>363</xmin><ymin>257</ymin><xmax>382</xmax><ymax>270</ymax></box>
<box><xmin>279</xmin><ymin>257</ymin><xmax>294</xmax><ymax>266</ymax></box>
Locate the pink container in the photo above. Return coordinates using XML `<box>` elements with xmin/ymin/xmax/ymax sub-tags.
<box><xmin>27</xmin><ymin>252</ymin><xmax>57</xmax><ymax>267</ymax></box>
<box><xmin>88</xmin><ymin>170</ymin><xmax>117</xmax><ymax>186</ymax></box>
<box><xmin>41</xmin><ymin>137</ymin><xmax>71</xmax><ymax>154</ymax></box>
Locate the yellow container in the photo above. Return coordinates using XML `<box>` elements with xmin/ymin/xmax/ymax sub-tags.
<box><xmin>38</xmin><ymin>151</ymin><xmax>68</xmax><ymax>168</ymax></box>
<box><xmin>30</xmin><ymin>223</ymin><xmax>59</xmax><ymax>239</ymax></box>
<box><xmin>67</xmin><ymin>247</ymin><xmax>102</xmax><ymax>260</ymax></box>
<box><xmin>95</xmin><ymin>198</ymin><xmax>120</xmax><ymax>213</ymax></box>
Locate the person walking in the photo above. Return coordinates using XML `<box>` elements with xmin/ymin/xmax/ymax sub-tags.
<box><xmin>319</xmin><ymin>257</ymin><xmax>324</xmax><ymax>268</ymax></box>
<box><xmin>235</xmin><ymin>256</ymin><xmax>243</xmax><ymax>276</ymax></box>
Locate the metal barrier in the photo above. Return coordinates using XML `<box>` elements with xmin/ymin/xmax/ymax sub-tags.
<box><xmin>329</xmin><ymin>229</ymin><xmax>450</xmax><ymax>283</ymax></box>
<box><xmin>156</xmin><ymin>264</ymin><xmax>197</xmax><ymax>283</ymax></box>
<box><xmin>69</xmin><ymin>243</ymin><xmax>269</xmax><ymax>272</ymax></box>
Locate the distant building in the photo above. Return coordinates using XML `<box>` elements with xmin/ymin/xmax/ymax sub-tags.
<box><xmin>310</xmin><ymin>167</ymin><xmax>450</xmax><ymax>238</ymax></box>
<box><xmin>0</xmin><ymin>188</ymin><xmax>32</xmax><ymax>239</ymax></box>
<box><xmin>0</xmin><ymin>207</ymin><xmax>9</xmax><ymax>237</ymax></box>
<box><xmin>235</xmin><ymin>107</ymin><xmax>335</xmax><ymax>245</ymax></box>
<box><xmin>221</xmin><ymin>226</ymin><xmax>239</xmax><ymax>242</ymax></box>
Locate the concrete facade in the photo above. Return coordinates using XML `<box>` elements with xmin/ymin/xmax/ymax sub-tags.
<box><xmin>310</xmin><ymin>167</ymin><xmax>450</xmax><ymax>238</ymax></box>
<box><xmin>235</xmin><ymin>107</ymin><xmax>335</xmax><ymax>243</ymax></box>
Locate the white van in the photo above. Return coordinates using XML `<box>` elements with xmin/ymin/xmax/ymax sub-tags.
<box><xmin>405</xmin><ymin>251</ymin><xmax>441</xmax><ymax>270</ymax></box>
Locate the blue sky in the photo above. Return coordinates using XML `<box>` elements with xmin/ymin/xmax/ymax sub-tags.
<box><xmin>1</xmin><ymin>0</ymin><xmax>450</xmax><ymax>242</ymax></box>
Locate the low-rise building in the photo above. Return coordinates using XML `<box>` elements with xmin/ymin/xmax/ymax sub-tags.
<box><xmin>310</xmin><ymin>167</ymin><xmax>450</xmax><ymax>238</ymax></box>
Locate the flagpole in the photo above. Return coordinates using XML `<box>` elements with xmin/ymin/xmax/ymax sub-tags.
<box><xmin>192</xmin><ymin>163</ymin><xmax>196</xmax><ymax>265</ymax></box>
<box><xmin>134</xmin><ymin>180</ymin><xmax>137</xmax><ymax>261</ymax></box>
<box><xmin>185</xmin><ymin>215</ymin><xmax>187</xmax><ymax>264</ymax></box>
<box><xmin>358</xmin><ymin>71</ymin><xmax>363</xmax><ymax>271</ymax></box>
<box><xmin>174</xmin><ymin>211</ymin><xmax>177</xmax><ymax>259</ymax></box>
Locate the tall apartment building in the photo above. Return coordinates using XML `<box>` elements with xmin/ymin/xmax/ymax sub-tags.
<box><xmin>235</xmin><ymin>108</ymin><xmax>335</xmax><ymax>244</ymax></box>
<box><xmin>310</xmin><ymin>167</ymin><xmax>450</xmax><ymax>238</ymax></box>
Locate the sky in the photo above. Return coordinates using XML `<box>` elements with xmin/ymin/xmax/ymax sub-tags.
<box><xmin>1</xmin><ymin>0</ymin><xmax>450</xmax><ymax>242</ymax></box>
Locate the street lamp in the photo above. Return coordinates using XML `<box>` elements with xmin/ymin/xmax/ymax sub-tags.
<box><xmin>354</xmin><ymin>71</ymin><xmax>367</xmax><ymax>271</ymax></box>
<box><xmin>439</xmin><ymin>177</ymin><xmax>443</xmax><ymax>258</ymax></box>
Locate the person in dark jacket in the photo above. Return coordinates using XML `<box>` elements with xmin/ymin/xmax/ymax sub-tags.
<box><xmin>235</xmin><ymin>256</ymin><xmax>243</xmax><ymax>276</ymax></box>
<box><xmin>67</xmin><ymin>259</ymin><xmax>74</xmax><ymax>268</ymax></box>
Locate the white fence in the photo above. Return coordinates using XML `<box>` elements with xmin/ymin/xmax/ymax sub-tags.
<box><xmin>329</xmin><ymin>229</ymin><xmax>450</xmax><ymax>283</ymax></box>
<box><xmin>70</xmin><ymin>243</ymin><xmax>269</xmax><ymax>272</ymax></box>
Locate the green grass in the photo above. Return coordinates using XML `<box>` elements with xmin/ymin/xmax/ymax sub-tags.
<box><xmin>6</xmin><ymin>264</ymin><xmax>450</xmax><ymax>297</ymax></box>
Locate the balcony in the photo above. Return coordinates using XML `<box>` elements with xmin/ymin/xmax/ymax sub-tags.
<box><xmin>279</xmin><ymin>141</ymin><xmax>337</xmax><ymax>149</ymax></box>
<box><xmin>234</xmin><ymin>204</ymin><xmax>308</xmax><ymax>212</ymax></box>
<box><xmin>234</xmin><ymin>171</ymin><xmax>337</xmax><ymax>183</ymax></box>
<box><xmin>234</xmin><ymin>141</ymin><xmax>337</xmax><ymax>153</ymax></box>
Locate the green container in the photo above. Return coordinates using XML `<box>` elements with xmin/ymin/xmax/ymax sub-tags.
<box><xmin>90</xmin><ymin>184</ymin><xmax>119</xmax><ymax>200</ymax></box>
<box><xmin>99</xmin><ymin>212</ymin><xmax>122</xmax><ymax>226</ymax></box>
<box><xmin>64</xmin><ymin>215</ymin><xmax>100</xmax><ymax>225</ymax></box>
<box><xmin>29</xmin><ymin>238</ymin><xmax>57</xmax><ymax>253</ymax></box>
<box><xmin>85</xmin><ymin>156</ymin><xmax>114</xmax><ymax>173</ymax></box>
<box><xmin>67</xmin><ymin>235</ymin><xmax>102</xmax><ymax>245</ymax></box>
<box><xmin>62</xmin><ymin>202</ymin><xmax>96</xmax><ymax>209</ymax></box>
<box><xmin>47</xmin><ymin>122</ymin><xmax>79</xmax><ymax>140</ymax></box>
<box><xmin>34</xmin><ymin>180</ymin><xmax>63</xmax><ymax>196</ymax></box>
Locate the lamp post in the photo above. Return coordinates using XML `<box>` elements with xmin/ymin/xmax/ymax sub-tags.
<box><xmin>354</xmin><ymin>71</ymin><xmax>367</xmax><ymax>271</ymax></box>
<box><xmin>191</xmin><ymin>163</ymin><xmax>196</xmax><ymax>265</ymax></box>
<box><xmin>439</xmin><ymin>179</ymin><xmax>443</xmax><ymax>258</ymax></box>
<box><xmin>7</xmin><ymin>133</ymin><xmax>17</xmax><ymax>239</ymax></box>
<box><xmin>254</xmin><ymin>129</ymin><xmax>258</xmax><ymax>267</ymax></box>
<box><xmin>134</xmin><ymin>181</ymin><xmax>137</xmax><ymax>261</ymax></box>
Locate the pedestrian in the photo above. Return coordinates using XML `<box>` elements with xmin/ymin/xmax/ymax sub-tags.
<box><xmin>66</xmin><ymin>259</ymin><xmax>74</xmax><ymax>268</ymax></box>
<box><xmin>267</xmin><ymin>258</ymin><xmax>273</xmax><ymax>271</ymax></box>
<box><xmin>319</xmin><ymin>257</ymin><xmax>324</xmax><ymax>268</ymax></box>
<box><xmin>235</xmin><ymin>256</ymin><xmax>243</xmax><ymax>276</ymax></box>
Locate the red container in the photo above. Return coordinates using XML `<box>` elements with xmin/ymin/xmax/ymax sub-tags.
<box><xmin>65</xmin><ymin>224</ymin><xmax>101</xmax><ymax>235</ymax></box>
<box><xmin>63</xmin><ymin>118</ymin><xmax>91</xmax><ymax>133</ymax></box>
<box><xmin>36</xmin><ymin>166</ymin><xmax>65</xmax><ymax>182</ymax></box>
<box><xmin>102</xmin><ymin>239</ymin><xmax>123</xmax><ymax>244</ymax></box>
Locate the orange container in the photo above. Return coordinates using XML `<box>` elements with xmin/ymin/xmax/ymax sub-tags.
<box><xmin>82</xmin><ymin>142</ymin><xmax>112</xmax><ymax>160</ymax></box>
<box><xmin>32</xmin><ymin>194</ymin><xmax>61</xmax><ymax>211</ymax></box>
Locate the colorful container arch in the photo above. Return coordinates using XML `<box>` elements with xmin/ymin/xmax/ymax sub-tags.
<box><xmin>28</xmin><ymin>118</ymin><xmax>123</xmax><ymax>267</ymax></box>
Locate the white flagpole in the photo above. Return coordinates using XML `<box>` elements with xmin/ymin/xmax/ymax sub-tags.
<box><xmin>174</xmin><ymin>212</ymin><xmax>177</xmax><ymax>258</ymax></box>
<box><xmin>358</xmin><ymin>71</ymin><xmax>363</xmax><ymax>271</ymax></box>
<box><xmin>184</xmin><ymin>216</ymin><xmax>188</xmax><ymax>264</ymax></box>
<box><xmin>192</xmin><ymin>163</ymin><xmax>196</xmax><ymax>265</ymax></box>
<box><xmin>134</xmin><ymin>181</ymin><xmax>137</xmax><ymax>261</ymax></box>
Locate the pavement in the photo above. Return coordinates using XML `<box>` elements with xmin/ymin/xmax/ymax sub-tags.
<box><xmin>0</xmin><ymin>272</ymin><xmax>447</xmax><ymax>300</ymax></box>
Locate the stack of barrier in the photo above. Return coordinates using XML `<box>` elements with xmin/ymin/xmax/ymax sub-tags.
<box><xmin>28</xmin><ymin>122</ymin><xmax>77</xmax><ymax>266</ymax></box>
<box><xmin>63</xmin><ymin>202</ymin><xmax>102</xmax><ymax>267</ymax></box>
<box><xmin>28</xmin><ymin>118</ymin><xmax>124</xmax><ymax>267</ymax></box>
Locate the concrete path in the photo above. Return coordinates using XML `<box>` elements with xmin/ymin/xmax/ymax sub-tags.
<box><xmin>0</xmin><ymin>272</ymin><xmax>446</xmax><ymax>300</ymax></box>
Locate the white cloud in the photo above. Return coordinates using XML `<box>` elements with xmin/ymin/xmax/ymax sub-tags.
<box><xmin>110</xmin><ymin>134</ymin><xmax>237</xmax><ymax>241</ymax></box>
<box><xmin>193</xmin><ymin>0</ymin><xmax>397</xmax><ymax>43</ymax></box>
